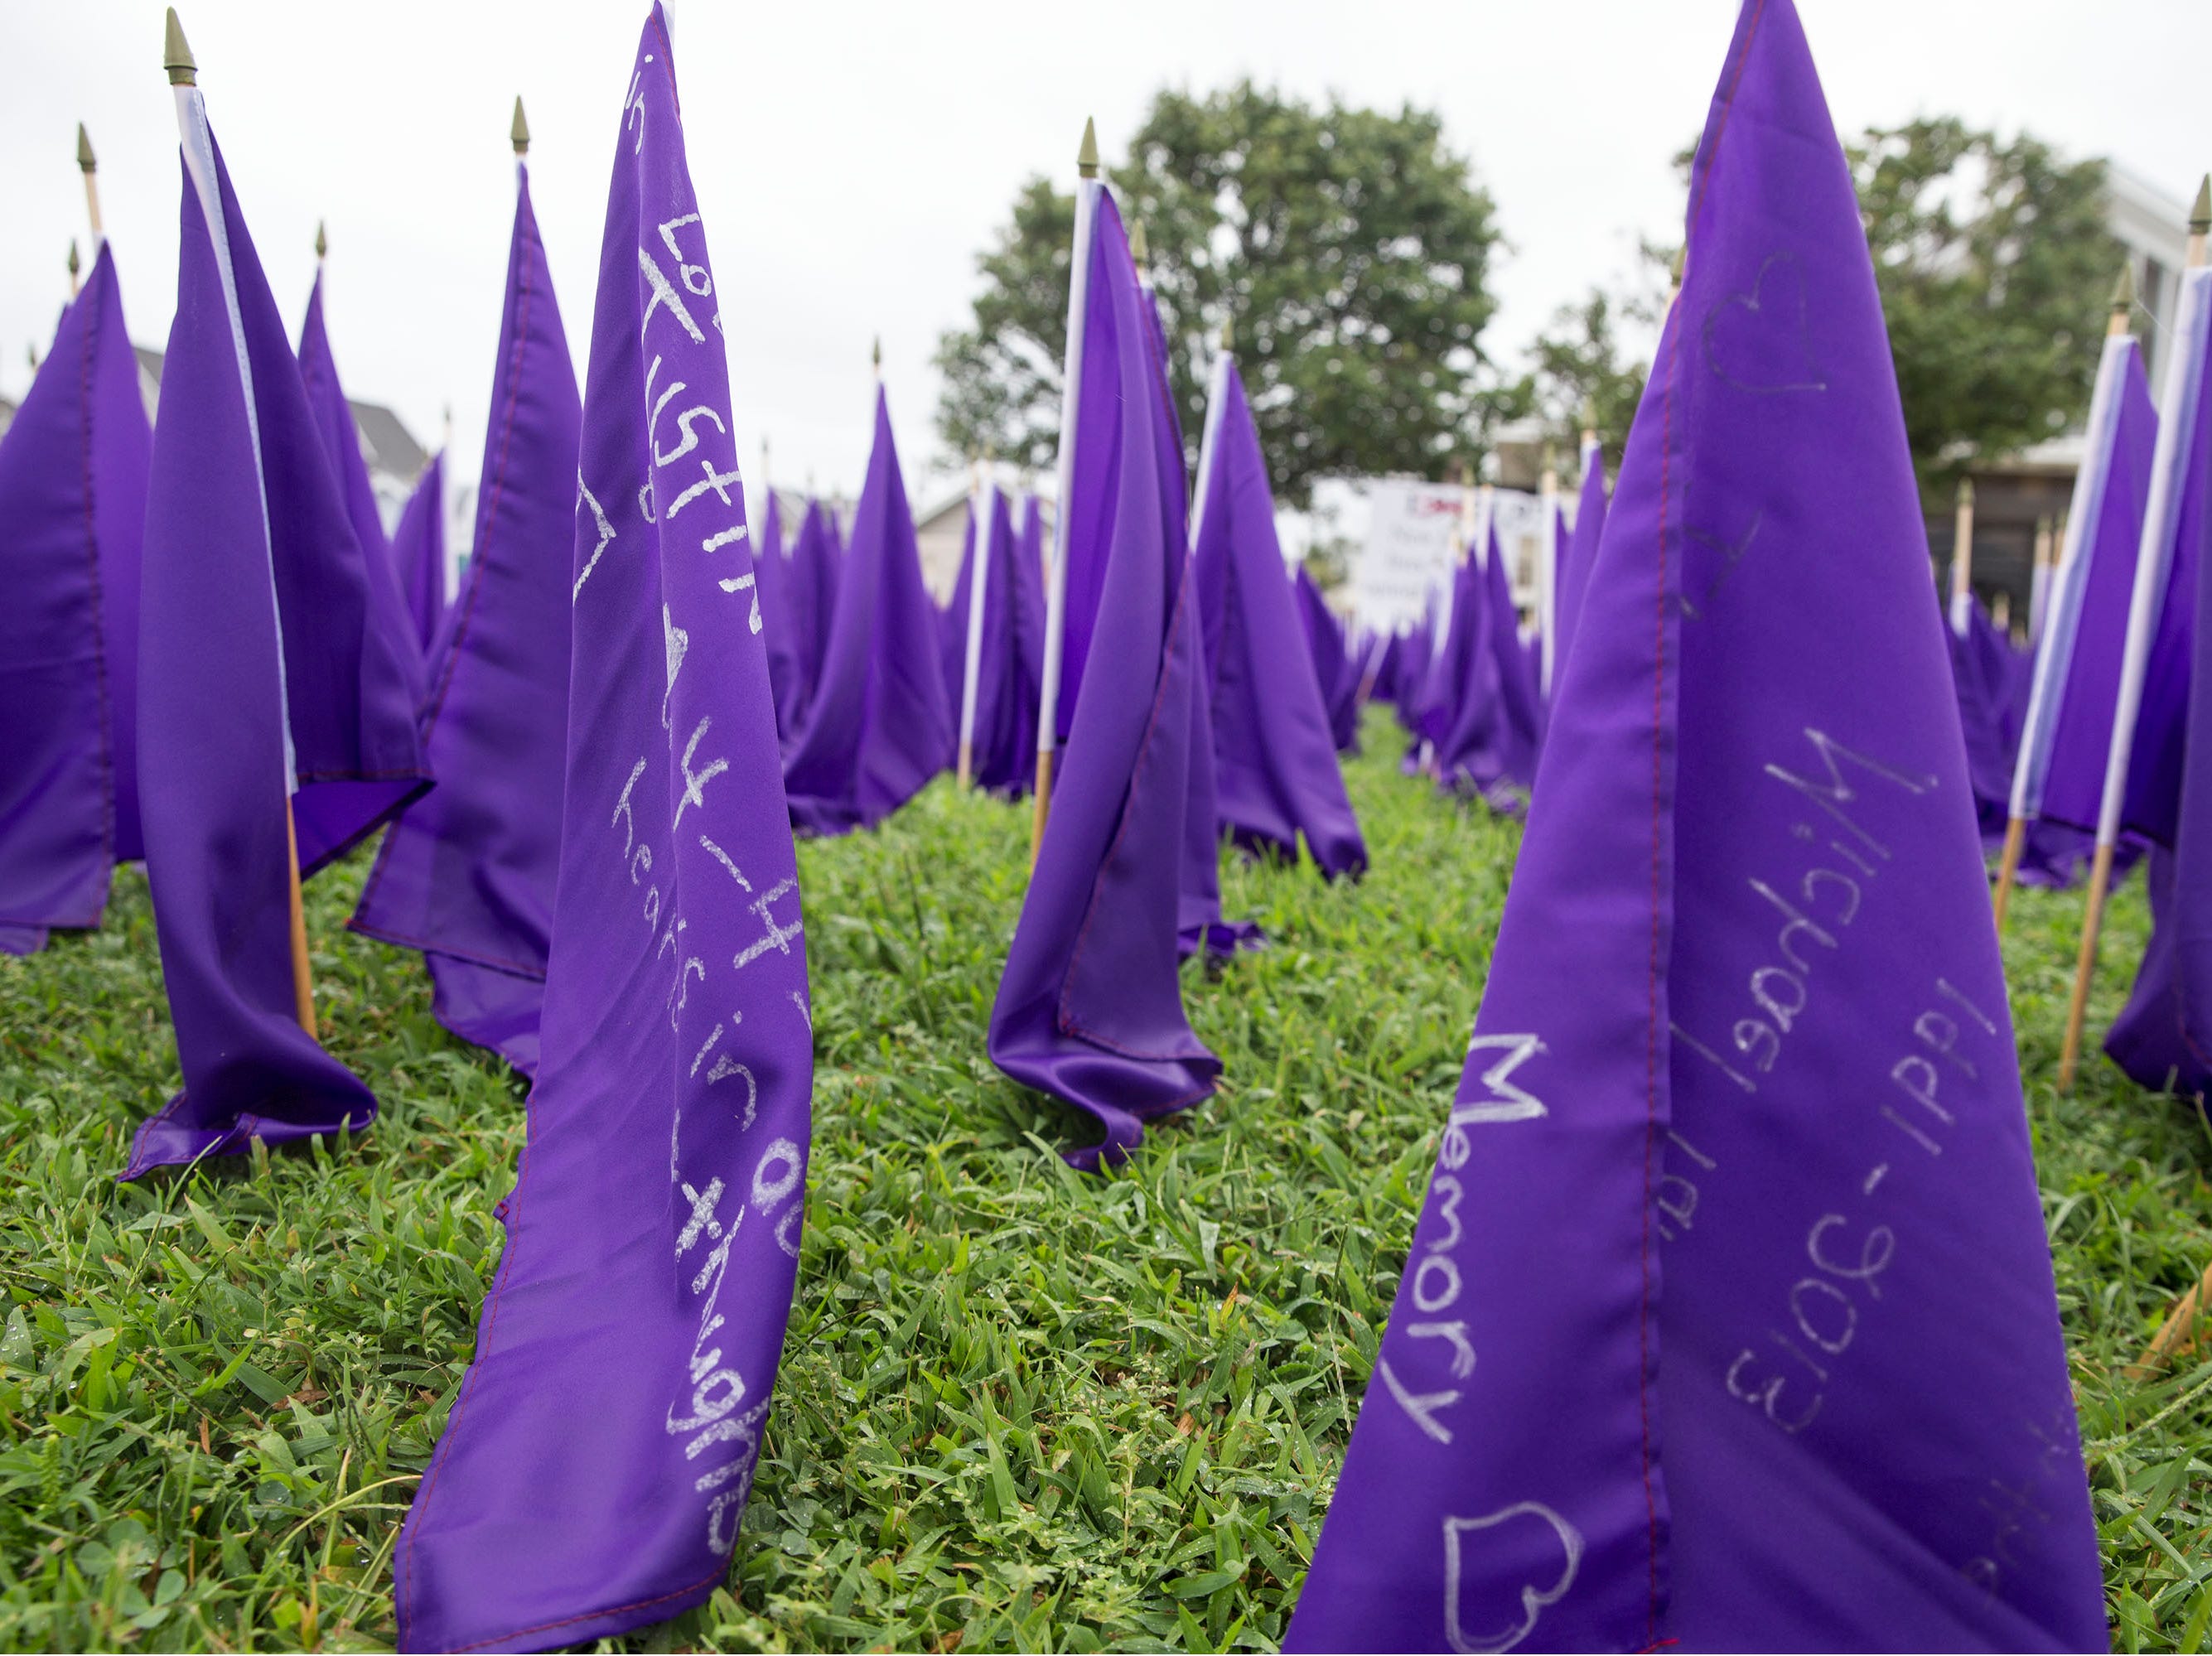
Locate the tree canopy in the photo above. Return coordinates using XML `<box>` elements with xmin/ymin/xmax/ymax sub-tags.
<box><xmin>935</xmin><ymin>84</ymin><xmax>1504</xmax><ymax>508</ymax></box>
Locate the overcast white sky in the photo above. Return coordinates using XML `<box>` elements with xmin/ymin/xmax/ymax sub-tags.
<box><xmin>2</xmin><ymin>1</ymin><xmax>2204</xmax><ymax>514</ymax></box>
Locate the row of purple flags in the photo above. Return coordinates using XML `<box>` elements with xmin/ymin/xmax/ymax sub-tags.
<box><xmin>5</xmin><ymin>0</ymin><xmax>2179</xmax><ymax>1644</ymax></box>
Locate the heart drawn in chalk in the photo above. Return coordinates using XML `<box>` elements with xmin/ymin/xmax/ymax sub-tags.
<box><xmin>1442</xmin><ymin>1502</ymin><xmax>1585</xmax><ymax>1654</ymax></box>
<box><xmin>1702</xmin><ymin>250</ymin><xmax>1827</xmax><ymax>393</ymax></box>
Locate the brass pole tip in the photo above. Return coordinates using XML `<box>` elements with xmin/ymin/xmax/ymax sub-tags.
<box><xmin>68</xmin><ymin>239</ymin><xmax>80</xmax><ymax>278</ymax></box>
<box><xmin>2192</xmin><ymin>175</ymin><xmax>2211</xmax><ymax>235</ymax></box>
<box><xmin>1128</xmin><ymin>217</ymin><xmax>1148</xmax><ymax>269</ymax></box>
<box><xmin>511</xmin><ymin>96</ymin><xmax>530</xmax><ymax>157</ymax></box>
<box><xmin>315</xmin><ymin>220</ymin><xmax>327</xmax><ymax>261</ymax></box>
<box><xmin>1077</xmin><ymin>116</ymin><xmax>1099</xmax><ymax>180</ymax></box>
<box><xmin>164</xmin><ymin>8</ymin><xmax>196</xmax><ymax>85</ymax></box>
<box><xmin>2111</xmin><ymin>261</ymin><xmax>2136</xmax><ymax>312</ymax></box>
<box><xmin>1219</xmin><ymin>316</ymin><xmax>1233</xmax><ymax>350</ymax></box>
<box><xmin>77</xmin><ymin>123</ymin><xmax>96</xmax><ymax>171</ymax></box>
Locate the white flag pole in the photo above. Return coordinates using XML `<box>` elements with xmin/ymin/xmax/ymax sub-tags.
<box><xmin>2059</xmin><ymin>184</ymin><xmax>2210</xmax><ymax>1089</ymax></box>
<box><xmin>1031</xmin><ymin>118</ymin><xmax>1100</xmax><ymax>867</ymax></box>
<box><xmin>1188</xmin><ymin>323</ymin><xmax>1233</xmax><ymax>552</ymax></box>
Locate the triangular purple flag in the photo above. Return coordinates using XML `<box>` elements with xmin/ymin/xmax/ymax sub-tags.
<box><xmin>2024</xmin><ymin>339</ymin><xmax>2161</xmax><ymax>838</ymax></box>
<box><xmin>1431</xmin><ymin>546</ymin><xmax>1504</xmax><ymax>794</ymax></box>
<box><xmin>393</xmin><ymin>12</ymin><xmax>812</xmax><ymax>1649</ymax></box>
<box><xmin>126</xmin><ymin>94</ymin><xmax>421</xmax><ymax>1180</ymax></box>
<box><xmin>2106</xmin><ymin>260</ymin><xmax>2212</xmax><ymax>1093</ymax></box>
<box><xmin>780</xmin><ymin>388</ymin><xmax>953</xmax><ymax>833</ymax></box>
<box><xmin>348</xmin><ymin>162</ymin><xmax>581</xmax><ymax>1076</ymax></box>
<box><xmin>0</xmin><ymin>244</ymin><xmax>148</xmax><ymax>954</ymax></box>
<box><xmin>1193</xmin><ymin>357</ymin><xmax>1366</xmax><ymax>878</ymax></box>
<box><xmin>1295</xmin><ymin>566</ymin><xmax>1362</xmax><ymax>753</ymax></box>
<box><xmin>785</xmin><ymin>499</ymin><xmax>839</xmax><ymax>725</ymax></box>
<box><xmin>957</xmin><ymin>486</ymin><xmax>1046</xmax><ymax>796</ymax></box>
<box><xmin>990</xmin><ymin>191</ymin><xmax>1220</xmax><ymax>1169</ymax></box>
<box><xmin>1288</xmin><ymin>2</ymin><xmax>2103</xmax><ymax>1646</ymax></box>
<box><xmin>389</xmin><ymin>453</ymin><xmax>447</xmax><ymax>656</ymax></box>
<box><xmin>1553</xmin><ymin>446</ymin><xmax>1609</xmax><ymax>693</ymax></box>
<box><xmin>1475</xmin><ymin>516</ymin><xmax>1543</xmax><ymax>799</ymax></box>
<box><xmin>298</xmin><ymin>273</ymin><xmax>424</xmax><ymax>695</ymax></box>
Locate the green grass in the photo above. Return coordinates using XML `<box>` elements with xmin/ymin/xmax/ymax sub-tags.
<box><xmin>2</xmin><ymin>712</ymin><xmax>2210</xmax><ymax>1652</ymax></box>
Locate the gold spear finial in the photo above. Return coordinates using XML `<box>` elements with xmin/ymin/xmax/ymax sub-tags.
<box><xmin>872</xmin><ymin>336</ymin><xmax>882</xmax><ymax>376</ymax></box>
<box><xmin>2192</xmin><ymin>175</ymin><xmax>2211</xmax><ymax>236</ymax></box>
<box><xmin>1219</xmin><ymin>316</ymin><xmax>1233</xmax><ymax>351</ymax></box>
<box><xmin>511</xmin><ymin>96</ymin><xmax>530</xmax><ymax>157</ymax></box>
<box><xmin>315</xmin><ymin>220</ymin><xmax>327</xmax><ymax>262</ymax></box>
<box><xmin>1128</xmin><ymin>217</ymin><xmax>1148</xmax><ymax>273</ymax></box>
<box><xmin>68</xmin><ymin>240</ymin><xmax>80</xmax><ymax>281</ymax></box>
<box><xmin>77</xmin><ymin>124</ymin><xmax>96</xmax><ymax>172</ymax></box>
<box><xmin>1077</xmin><ymin>117</ymin><xmax>1099</xmax><ymax>180</ymax></box>
<box><xmin>164</xmin><ymin>8</ymin><xmax>196</xmax><ymax>85</ymax></box>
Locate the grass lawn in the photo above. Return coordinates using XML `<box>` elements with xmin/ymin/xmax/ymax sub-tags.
<box><xmin>2</xmin><ymin>712</ymin><xmax>2210</xmax><ymax>1652</ymax></box>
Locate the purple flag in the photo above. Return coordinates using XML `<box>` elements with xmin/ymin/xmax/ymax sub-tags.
<box><xmin>1475</xmin><ymin>517</ymin><xmax>1543</xmax><ymax>799</ymax></box>
<box><xmin>393</xmin><ymin>12</ymin><xmax>811</xmax><ymax>1649</ymax></box>
<box><xmin>389</xmin><ymin>454</ymin><xmax>447</xmax><ymax>656</ymax></box>
<box><xmin>785</xmin><ymin>499</ymin><xmax>839</xmax><ymax>718</ymax></box>
<box><xmin>298</xmin><ymin>273</ymin><xmax>424</xmax><ymax>697</ymax></box>
<box><xmin>989</xmin><ymin>191</ymin><xmax>1219</xmax><ymax>1169</ymax></box>
<box><xmin>750</xmin><ymin>489</ymin><xmax>804</xmax><ymax>736</ymax></box>
<box><xmin>1288</xmin><ymin>2</ymin><xmax>2103</xmax><ymax>1647</ymax></box>
<box><xmin>959</xmin><ymin>486</ymin><xmax>1046</xmax><ymax>796</ymax></box>
<box><xmin>1295</xmin><ymin>566</ymin><xmax>1362</xmax><ymax>753</ymax></box>
<box><xmin>2105</xmin><ymin>260</ymin><xmax>2212</xmax><ymax>1094</ymax></box>
<box><xmin>780</xmin><ymin>389</ymin><xmax>954</xmax><ymax>833</ymax></box>
<box><xmin>126</xmin><ymin>93</ymin><xmax>427</xmax><ymax>1179</ymax></box>
<box><xmin>2032</xmin><ymin>342</ymin><xmax>2161</xmax><ymax>838</ymax></box>
<box><xmin>1431</xmin><ymin>548</ymin><xmax>1504</xmax><ymax>794</ymax></box>
<box><xmin>1554</xmin><ymin>449</ymin><xmax>1608</xmax><ymax>696</ymax></box>
<box><xmin>348</xmin><ymin>162</ymin><xmax>581</xmax><ymax>1076</ymax></box>
<box><xmin>0</xmin><ymin>244</ymin><xmax>148</xmax><ymax>955</ymax></box>
<box><xmin>1193</xmin><ymin>357</ymin><xmax>1366</xmax><ymax>878</ymax></box>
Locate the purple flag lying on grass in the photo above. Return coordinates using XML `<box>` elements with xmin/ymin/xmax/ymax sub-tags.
<box><xmin>298</xmin><ymin>273</ymin><xmax>423</xmax><ymax>694</ymax></box>
<box><xmin>394</xmin><ymin>12</ymin><xmax>812</xmax><ymax>1649</ymax></box>
<box><xmin>1295</xmin><ymin>566</ymin><xmax>1362</xmax><ymax>752</ymax></box>
<box><xmin>349</xmin><ymin>161</ymin><xmax>581</xmax><ymax>1076</ymax></box>
<box><xmin>1552</xmin><ymin>442</ymin><xmax>1608</xmax><ymax>697</ymax></box>
<box><xmin>126</xmin><ymin>85</ymin><xmax>429</xmax><ymax>1179</ymax></box>
<box><xmin>0</xmin><ymin>244</ymin><xmax>148</xmax><ymax>958</ymax></box>
<box><xmin>1192</xmin><ymin>355</ymin><xmax>1366</xmax><ymax>878</ymax></box>
<box><xmin>989</xmin><ymin>190</ymin><xmax>1219</xmax><ymax>1170</ymax></box>
<box><xmin>1289</xmin><ymin>1</ymin><xmax>2104</xmax><ymax>1647</ymax></box>
<box><xmin>780</xmin><ymin>388</ymin><xmax>953</xmax><ymax>833</ymax></box>
<box><xmin>390</xmin><ymin>454</ymin><xmax>446</xmax><ymax>656</ymax></box>
<box><xmin>2106</xmin><ymin>260</ymin><xmax>2212</xmax><ymax>1095</ymax></box>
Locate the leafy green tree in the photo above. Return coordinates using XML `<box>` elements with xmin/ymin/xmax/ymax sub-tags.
<box><xmin>1523</xmin><ymin>121</ymin><xmax>2124</xmax><ymax>491</ymax></box>
<box><xmin>935</xmin><ymin>84</ymin><xmax>1505</xmax><ymax>507</ymax></box>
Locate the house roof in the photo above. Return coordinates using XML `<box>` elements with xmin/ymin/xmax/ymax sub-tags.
<box><xmin>129</xmin><ymin>343</ymin><xmax>427</xmax><ymax>481</ymax></box>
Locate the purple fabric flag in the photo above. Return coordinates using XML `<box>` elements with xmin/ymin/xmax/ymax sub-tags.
<box><xmin>348</xmin><ymin>162</ymin><xmax>581</xmax><ymax>1076</ymax></box>
<box><xmin>1554</xmin><ymin>450</ymin><xmax>1609</xmax><ymax>696</ymax></box>
<box><xmin>1296</xmin><ymin>566</ymin><xmax>1362</xmax><ymax>752</ymax></box>
<box><xmin>1288</xmin><ymin>2</ymin><xmax>2104</xmax><ymax>1648</ymax></box>
<box><xmin>751</xmin><ymin>490</ymin><xmax>804</xmax><ymax>737</ymax></box>
<box><xmin>1432</xmin><ymin>548</ymin><xmax>1504</xmax><ymax>794</ymax></box>
<box><xmin>0</xmin><ymin>244</ymin><xmax>148</xmax><ymax>952</ymax></box>
<box><xmin>2029</xmin><ymin>343</ymin><xmax>2158</xmax><ymax>836</ymax></box>
<box><xmin>1476</xmin><ymin>518</ymin><xmax>1543</xmax><ymax>799</ymax></box>
<box><xmin>393</xmin><ymin>12</ymin><xmax>812</xmax><ymax>1649</ymax></box>
<box><xmin>989</xmin><ymin>191</ymin><xmax>1220</xmax><ymax>1169</ymax></box>
<box><xmin>785</xmin><ymin>499</ymin><xmax>839</xmax><ymax>716</ymax></box>
<box><xmin>1389</xmin><ymin>614</ymin><xmax>1432</xmax><ymax>731</ymax></box>
<box><xmin>298</xmin><ymin>274</ymin><xmax>423</xmax><ymax>698</ymax></box>
<box><xmin>959</xmin><ymin>487</ymin><xmax>1046</xmax><ymax>796</ymax></box>
<box><xmin>126</xmin><ymin>94</ymin><xmax>427</xmax><ymax>1179</ymax></box>
<box><xmin>2105</xmin><ymin>261</ymin><xmax>2212</xmax><ymax>1095</ymax></box>
<box><xmin>1193</xmin><ymin>359</ymin><xmax>1366</xmax><ymax>878</ymax></box>
<box><xmin>389</xmin><ymin>454</ymin><xmax>447</xmax><ymax>656</ymax></box>
<box><xmin>780</xmin><ymin>389</ymin><xmax>953</xmax><ymax>833</ymax></box>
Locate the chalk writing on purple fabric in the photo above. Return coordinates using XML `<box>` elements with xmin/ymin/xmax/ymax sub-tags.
<box><xmin>1675</xmin><ymin>728</ymin><xmax>1938</xmax><ymax>1095</ymax></box>
<box><xmin>1702</xmin><ymin>251</ymin><xmax>1828</xmax><ymax>395</ymax></box>
<box><xmin>1720</xmin><ymin>973</ymin><xmax>1995</xmax><ymax>1438</ymax></box>
<box><xmin>1442</xmin><ymin>1502</ymin><xmax>1583</xmax><ymax>1654</ymax></box>
<box><xmin>1379</xmin><ymin>1035</ymin><xmax>1545</xmax><ymax>1446</ymax></box>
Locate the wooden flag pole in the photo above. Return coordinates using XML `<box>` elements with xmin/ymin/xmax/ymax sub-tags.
<box><xmin>285</xmin><ymin>800</ymin><xmax>317</xmax><ymax>1038</ymax></box>
<box><xmin>167</xmin><ymin>8</ymin><xmax>317</xmax><ymax>1042</ymax></box>
<box><xmin>1031</xmin><ymin>117</ymin><xmax>1100</xmax><ymax>867</ymax></box>
<box><xmin>1994</xmin><ymin>267</ymin><xmax>2137</xmax><ymax>934</ymax></box>
<box><xmin>77</xmin><ymin>124</ymin><xmax>103</xmax><ymax>251</ymax></box>
<box><xmin>1948</xmin><ymin>477</ymin><xmax>1975</xmax><ymax>630</ymax></box>
<box><xmin>2058</xmin><ymin>186</ymin><xmax>2209</xmax><ymax>1089</ymax></box>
